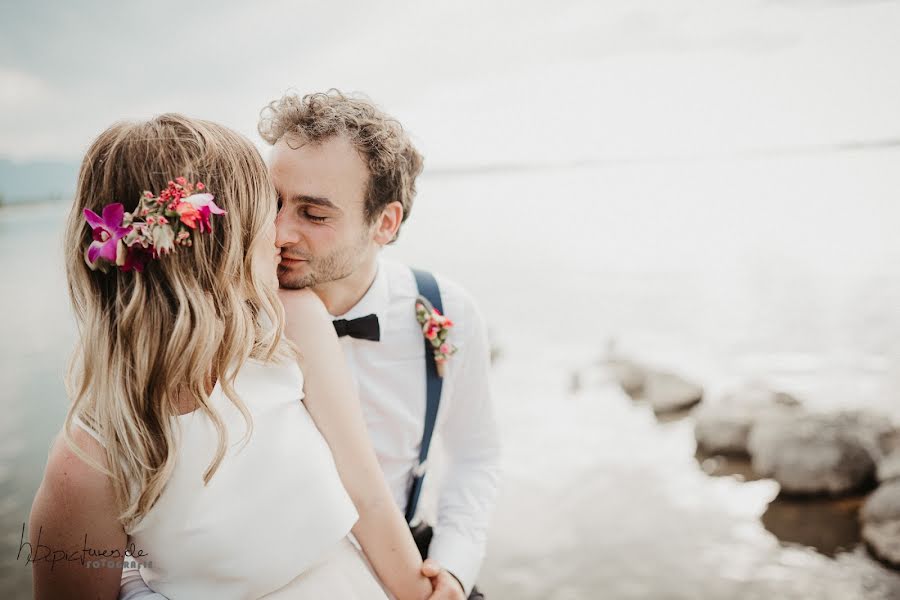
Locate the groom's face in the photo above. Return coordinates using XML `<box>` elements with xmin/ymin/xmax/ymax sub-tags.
<box><xmin>270</xmin><ymin>135</ymin><xmax>376</xmax><ymax>289</ymax></box>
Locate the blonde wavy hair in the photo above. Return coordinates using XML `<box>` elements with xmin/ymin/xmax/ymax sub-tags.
<box><xmin>63</xmin><ymin>113</ymin><xmax>290</xmax><ymax>529</ymax></box>
<box><xmin>258</xmin><ymin>89</ymin><xmax>424</xmax><ymax>241</ymax></box>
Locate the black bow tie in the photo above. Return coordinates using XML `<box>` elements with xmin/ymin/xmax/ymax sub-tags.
<box><xmin>332</xmin><ymin>313</ymin><xmax>381</xmax><ymax>342</ymax></box>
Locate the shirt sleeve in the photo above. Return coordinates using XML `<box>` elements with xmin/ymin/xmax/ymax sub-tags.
<box><xmin>426</xmin><ymin>292</ymin><xmax>502</xmax><ymax>596</ymax></box>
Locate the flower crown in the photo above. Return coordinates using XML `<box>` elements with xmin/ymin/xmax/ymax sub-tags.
<box><xmin>83</xmin><ymin>177</ymin><xmax>226</xmax><ymax>272</ymax></box>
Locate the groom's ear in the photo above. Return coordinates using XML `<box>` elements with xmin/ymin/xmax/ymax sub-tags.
<box><xmin>372</xmin><ymin>201</ymin><xmax>403</xmax><ymax>246</ymax></box>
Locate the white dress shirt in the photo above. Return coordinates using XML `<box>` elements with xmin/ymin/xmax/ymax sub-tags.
<box><xmin>333</xmin><ymin>257</ymin><xmax>501</xmax><ymax>595</ymax></box>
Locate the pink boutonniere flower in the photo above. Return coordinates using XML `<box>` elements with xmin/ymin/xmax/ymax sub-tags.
<box><xmin>415</xmin><ymin>296</ymin><xmax>458</xmax><ymax>378</ymax></box>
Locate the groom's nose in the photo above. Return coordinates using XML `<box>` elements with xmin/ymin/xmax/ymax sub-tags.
<box><xmin>274</xmin><ymin>207</ymin><xmax>301</xmax><ymax>248</ymax></box>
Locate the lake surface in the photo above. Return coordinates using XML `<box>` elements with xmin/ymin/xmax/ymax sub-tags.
<box><xmin>3</xmin><ymin>149</ymin><xmax>900</xmax><ymax>597</ymax></box>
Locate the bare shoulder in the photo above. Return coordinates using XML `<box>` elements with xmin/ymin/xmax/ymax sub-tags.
<box><xmin>36</xmin><ymin>426</ymin><xmax>113</xmax><ymax>510</ymax></box>
<box><xmin>30</xmin><ymin>426</ymin><xmax>120</xmax><ymax>557</ymax></box>
<box><xmin>30</xmin><ymin>426</ymin><xmax>126</xmax><ymax>598</ymax></box>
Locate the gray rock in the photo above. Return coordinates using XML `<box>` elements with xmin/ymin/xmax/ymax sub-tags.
<box><xmin>644</xmin><ymin>371</ymin><xmax>703</xmax><ymax>414</ymax></box>
<box><xmin>861</xmin><ymin>480</ymin><xmax>900</xmax><ymax>566</ymax></box>
<box><xmin>601</xmin><ymin>357</ymin><xmax>702</xmax><ymax>413</ymax></box>
<box><xmin>853</xmin><ymin>412</ymin><xmax>900</xmax><ymax>458</ymax></box>
<box><xmin>694</xmin><ymin>383</ymin><xmax>802</xmax><ymax>455</ymax></box>
<box><xmin>862</xmin><ymin>480</ymin><xmax>900</xmax><ymax>523</ymax></box>
<box><xmin>747</xmin><ymin>411</ymin><xmax>894</xmax><ymax>495</ymax></box>
<box><xmin>863</xmin><ymin>521</ymin><xmax>900</xmax><ymax>567</ymax></box>
<box><xmin>878</xmin><ymin>450</ymin><xmax>900</xmax><ymax>483</ymax></box>
<box><xmin>605</xmin><ymin>358</ymin><xmax>647</xmax><ymax>397</ymax></box>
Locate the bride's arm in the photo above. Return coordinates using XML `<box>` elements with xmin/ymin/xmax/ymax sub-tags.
<box><xmin>279</xmin><ymin>288</ymin><xmax>432</xmax><ymax>600</ymax></box>
<box><xmin>29</xmin><ymin>429</ymin><xmax>127</xmax><ymax>599</ymax></box>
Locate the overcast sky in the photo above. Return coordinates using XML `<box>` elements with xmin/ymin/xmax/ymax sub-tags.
<box><xmin>1</xmin><ymin>0</ymin><xmax>899</xmax><ymax>169</ymax></box>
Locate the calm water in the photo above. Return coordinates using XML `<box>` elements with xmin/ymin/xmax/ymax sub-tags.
<box><xmin>3</xmin><ymin>149</ymin><xmax>900</xmax><ymax>598</ymax></box>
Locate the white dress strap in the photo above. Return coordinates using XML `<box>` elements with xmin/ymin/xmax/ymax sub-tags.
<box><xmin>72</xmin><ymin>413</ymin><xmax>106</xmax><ymax>447</ymax></box>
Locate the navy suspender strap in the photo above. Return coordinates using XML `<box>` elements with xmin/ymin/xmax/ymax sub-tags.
<box><xmin>405</xmin><ymin>268</ymin><xmax>444</xmax><ymax>523</ymax></box>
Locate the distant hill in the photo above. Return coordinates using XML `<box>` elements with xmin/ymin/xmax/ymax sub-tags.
<box><xmin>0</xmin><ymin>158</ymin><xmax>79</xmax><ymax>206</ymax></box>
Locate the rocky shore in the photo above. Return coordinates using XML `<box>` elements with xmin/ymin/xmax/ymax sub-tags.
<box><xmin>601</xmin><ymin>355</ymin><xmax>900</xmax><ymax>570</ymax></box>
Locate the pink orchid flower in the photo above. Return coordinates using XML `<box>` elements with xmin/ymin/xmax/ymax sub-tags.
<box><xmin>83</xmin><ymin>203</ymin><xmax>131</xmax><ymax>265</ymax></box>
<box><xmin>184</xmin><ymin>193</ymin><xmax>225</xmax><ymax>232</ymax></box>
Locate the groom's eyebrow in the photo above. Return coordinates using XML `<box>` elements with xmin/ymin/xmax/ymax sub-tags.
<box><xmin>295</xmin><ymin>194</ymin><xmax>342</xmax><ymax>213</ymax></box>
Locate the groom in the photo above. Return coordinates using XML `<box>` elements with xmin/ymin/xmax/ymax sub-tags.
<box><xmin>261</xmin><ymin>90</ymin><xmax>500</xmax><ymax>600</ymax></box>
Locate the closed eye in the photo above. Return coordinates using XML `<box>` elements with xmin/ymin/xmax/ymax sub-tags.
<box><xmin>304</xmin><ymin>210</ymin><xmax>328</xmax><ymax>223</ymax></box>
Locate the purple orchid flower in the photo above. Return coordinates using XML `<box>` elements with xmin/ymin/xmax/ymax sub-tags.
<box><xmin>183</xmin><ymin>193</ymin><xmax>225</xmax><ymax>233</ymax></box>
<box><xmin>121</xmin><ymin>246</ymin><xmax>150</xmax><ymax>272</ymax></box>
<box><xmin>83</xmin><ymin>203</ymin><xmax>131</xmax><ymax>265</ymax></box>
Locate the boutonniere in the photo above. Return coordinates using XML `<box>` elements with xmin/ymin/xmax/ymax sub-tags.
<box><xmin>415</xmin><ymin>296</ymin><xmax>458</xmax><ymax>377</ymax></box>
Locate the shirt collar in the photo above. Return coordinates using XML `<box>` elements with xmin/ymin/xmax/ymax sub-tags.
<box><xmin>332</xmin><ymin>258</ymin><xmax>390</xmax><ymax>335</ymax></box>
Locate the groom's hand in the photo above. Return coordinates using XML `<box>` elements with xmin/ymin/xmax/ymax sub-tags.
<box><xmin>421</xmin><ymin>559</ymin><xmax>465</xmax><ymax>600</ymax></box>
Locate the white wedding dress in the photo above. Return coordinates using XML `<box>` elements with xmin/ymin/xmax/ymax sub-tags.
<box><xmin>75</xmin><ymin>357</ymin><xmax>390</xmax><ymax>600</ymax></box>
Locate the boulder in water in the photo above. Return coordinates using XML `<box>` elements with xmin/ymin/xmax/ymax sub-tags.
<box><xmin>748</xmin><ymin>411</ymin><xmax>894</xmax><ymax>496</ymax></box>
<box><xmin>878</xmin><ymin>450</ymin><xmax>900</xmax><ymax>484</ymax></box>
<box><xmin>604</xmin><ymin>358</ymin><xmax>648</xmax><ymax>397</ymax></box>
<box><xmin>644</xmin><ymin>371</ymin><xmax>703</xmax><ymax>414</ymax></box>
<box><xmin>861</xmin><ymin>480</ymin><xmax>900</xmax><ymax>567</ymax></box>
<box><xmin>694</xmin><ymin>383</ymin><xmax>802</xmax><ymax>455</ymax></box>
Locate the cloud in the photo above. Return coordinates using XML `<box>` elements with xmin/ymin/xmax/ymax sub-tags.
<box><xmin>0</xmin><ymin>67</ymin><xmax>51</xmax><ymax>111</ymax></box>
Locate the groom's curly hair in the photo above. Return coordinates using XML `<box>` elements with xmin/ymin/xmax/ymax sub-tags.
<box><xmin>259</xmin><ymin>90</ymin><xmax>424</xmax><ymax>241</ymax></box>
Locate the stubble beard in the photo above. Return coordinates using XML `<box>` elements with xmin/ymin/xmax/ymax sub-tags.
<box><xmin>277</xmin><ymin>233</ymin><xmax>371</xmax><ymax>290</ymax></box>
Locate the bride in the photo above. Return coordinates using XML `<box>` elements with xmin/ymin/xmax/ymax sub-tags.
<box><xmin>28</xmin><ymin>114</ymin><xmax>433</xmax><ymax>599</ymax></box>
